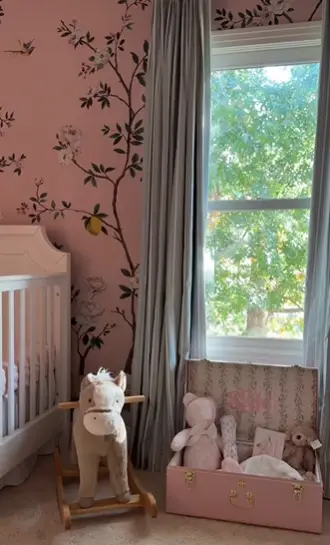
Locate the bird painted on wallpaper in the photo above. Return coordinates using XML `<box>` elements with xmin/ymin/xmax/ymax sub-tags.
<box><xmin>4</xmin><ymin>40</ymin><xmax>35</xmax><ymax>56</ymax></box>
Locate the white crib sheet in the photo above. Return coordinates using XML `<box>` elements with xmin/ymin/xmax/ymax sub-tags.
<box><xmin>1</xmin><ymin>350</ymin><xmax>56</xmax><ymax>437</ymax></box>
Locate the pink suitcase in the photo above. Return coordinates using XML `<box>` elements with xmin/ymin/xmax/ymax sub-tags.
<box><xmin>166</xmin><ymin>360</ymin><xmax>323</xmax><ymax>533</ymax></box>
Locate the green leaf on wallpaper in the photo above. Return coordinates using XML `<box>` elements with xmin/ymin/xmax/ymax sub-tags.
<box><xmin>121</xmin><ymin>269</ymin><xmax>131</xmax><ymax>278</ymax></box>
<box><xmin>137</xmin><ymin>72</ymin><xmax>146</xmax><ymax>87</ymax></box>
<box><xmin>91</xmin><ymin>163</ymin><xmax>101</xmax><ymax>173</ymax></box>
<box><xmin>102</xmin><ymin>125</ymin><xmax>110</xmax><ymax>136</ymax></box>
<box><xmin>80</xmin><ymin>97</ymin><xmax>93</xmax><ymax>109</ymax></box>
<box><xmin>62</xmin><ymin>201</ymin><xmax>71</xmax><ymax>208</ymax></box>
<box><xmin>101</xmin><ymin>226</ymin><xmax>108</xmax><ymax>235</ymax></box>
<box><xmin>113</xmin><ymin>135</ymin><xmax>122</xmax><ymax>145</ymax></box>
<box><xmin>91</xmin><ymin>337</ymin><xmax>104</xmax><ymax>349</ymax></box>
<box><xmin>94</xmin><ymin>203</ymin><xmax>100</xmax><ymax>214</ymax></box>
<box><xmin>85</xmin><ymin>31</ymin><xmax>95</xmax><ymax>44</ymax></box>
<box><xmin>84</xmin><ymin>175</ymin><xmax>97</xmax><ymax>187</ymax></box>
<box><xmin>105</xmin><ymin>167</ymin><xmax>115</xmax><ymax>173</ymax></box>
<box><xmin>119</xmin><ymin>284</ymin><xmax>132</xmax><ymax>294</ymax></box>
<box><xmin>51</xmin><ymin>200</ymin><xmax>56</xmax><ymax>209</ymax></box>
<box><xmin>114</xmin><ymin>148</ymin><xmax>125</xmax><ymax>154</ymax></box>
<box><xmin>132</xmin><ymin>153</ymin><xmax>139</xmax><ymax>164</ymax></box>
<box><xmin>82</xmin><ymin>334</ymin><xmax>90</xmax><ymax>346</ymax></box>
<box><xmin>143</xmin><ymin>40</ymin><xmax>149</xmax><ymax>55</ymax></box>
<box><xmin>131</xmin><ymin>52</ymin><xmax>139</xmax><ymax>65</ymax></box>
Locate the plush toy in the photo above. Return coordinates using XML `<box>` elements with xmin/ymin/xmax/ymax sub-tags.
<box><xmin>171</xmin><ymin>393</ymin><xmax>222</xmax><ymax>470</ymax></box>
<box><xmin>73</xmin><ymin>368</ymin><xmax>131</xmax><ymax>508</ymax></box>
<box><xmin>282</xmin><ymin>424</ymin><xmax>317</xmax><ymax>476</ymax></box>
<box><xmin>219</xmin><ymin>414</ymin><xmax>242</xmax><ymax>472</ymax></box>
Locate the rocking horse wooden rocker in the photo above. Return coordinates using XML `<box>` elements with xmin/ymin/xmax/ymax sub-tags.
<box><xmin>54</xmin><ymin>369</ymin><xmax>157</xmax><ymax>529</ymax></box>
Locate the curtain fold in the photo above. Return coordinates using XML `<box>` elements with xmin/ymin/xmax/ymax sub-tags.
<box><xmin>304</xmin><ymin>0</ymin><xmax>330</xmax><ymax>498</ymax></box>
<box><xmin>130</xmin><ymin>0</ymin><xmax>211</xmax><ymax>471</ymax></box>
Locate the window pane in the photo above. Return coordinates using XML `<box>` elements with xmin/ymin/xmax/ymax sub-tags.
<box><xmin>210</xmin><ymin>64</ymin><xmax>319</xmax><ymax>201</ymax></box>
<box><xmin>205</xmin><ymin>209</ymin><xmax>309</xmax><ymax>339</ymax></box>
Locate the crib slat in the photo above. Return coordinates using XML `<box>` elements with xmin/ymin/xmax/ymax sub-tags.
<box><xmin>29</xmin><ymin>285</ymin><xmax>37</xmax><ymax>421</ymax></box>
<box><xmin>47</xmin><ymin>285</ymin><xmax>55</xmax><ymax>410</ymax></box>
<box><xmin>39</xmin><ymin>286</ymin><xmax>46</xmax><ymax>415</ymax></box>
<box><xmin>8</xmin><ymin>290</ymin><xmax>15</xmax><ymax>435</ymax></box>
<box><xmin>19</xmin><ymin>289</ymin><xmax>26</xmax><ymax>428</ymax></box>
<box><xmin>0</xmin><ymin>292</ymin><xmax>3</xmax><ymax>439</ymax></box>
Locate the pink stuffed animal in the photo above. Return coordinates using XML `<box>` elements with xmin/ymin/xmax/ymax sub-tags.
<box><xmin>171</xmin><ymin>393</ymin><xmax>222</xmax><ymax>471</ymax></box>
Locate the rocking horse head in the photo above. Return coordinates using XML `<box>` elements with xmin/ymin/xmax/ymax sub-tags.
<box><xmin>79</xmin><ymin>368</ymin><xmax>127</xmax><ymax>437</ymax></box>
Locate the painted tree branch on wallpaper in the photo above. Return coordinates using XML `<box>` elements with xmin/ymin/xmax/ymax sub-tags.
<box><xmin>71</xmin><ymin>277</ymin><xmax>116</xmax><ymax>375</ymax></box>
<box><xmin>0</xmin><ymin>1</ymin><xmax>26</xmax><ymax>175</ymax></box>
<box><xmin>43</xmin><ymin>240</ymin><xmax>116</xmax><ymax>378</ymax></box>
<box><xmin>214</xmin><ymin>0</ymin><xmax>323</xmax><ymax>28</ymax></box>
<box><xmin>18</xmin><ymin>0</ymin><xmax>149</xmax><ymax>375</ymax></box>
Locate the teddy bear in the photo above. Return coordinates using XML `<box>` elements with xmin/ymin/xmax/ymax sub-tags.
<box><xmin>170</xmin><ymin>393</ymin><xmax>222</xmax><ymax>471</ymax></box>
<box><xmin>282</xmin><ymin>424</ymin><xmax>317</xmax><ymax>478</ymax></box>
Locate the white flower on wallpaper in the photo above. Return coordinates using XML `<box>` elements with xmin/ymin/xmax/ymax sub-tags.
<box><xmin>92</xmin><ymin>48</ymin><xmax>112</xmax><ymax>69</ymax></box>
<box><xmin>67</xmin><ymin>19</ymin><xmax>84</xmax><ymax>47</ymax></box>
<box><xmin>56</xmin><ymin>125</ymin><xmax>82</xmax><ymax>166</ymax></box>
<box><xmin>214</xmin><ymin>0</ymin><xmax>323</xmax><ymax>29</ymax></box>
<box><xmin>129</xmin><ymin>269</ymin><xmax>139</xmax><ymax>291</ymax></box>
<box><xmin>86</xmin><ymin>276</ymin><xmax>107</xmax><ymax>294</ymax></box>
<box><xmin>78</xmin><ymin>299</ymin><xmax>105</xmax><ymax>324</ymax></box>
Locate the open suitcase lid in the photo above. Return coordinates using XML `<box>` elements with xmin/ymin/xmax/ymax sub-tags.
<box><xmin>187</xmin><ymin>359</ymin><xmax>318</xmax><ymax>442</ymax></box>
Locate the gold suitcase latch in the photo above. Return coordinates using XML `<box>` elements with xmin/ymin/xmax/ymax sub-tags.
<box><xmin>229</xmin><ymin>487</ymin><xmax>255</xmax><ymax>508</ymax></box>
<box><xmin>292</xmin><ymin>483</ymin><xmax>303</xmax><ymax>503</ymax></box>
<box><xmin>184</xmin><ymin>470</ymin><xmax>195</xmax><ymax>488</ymax></box>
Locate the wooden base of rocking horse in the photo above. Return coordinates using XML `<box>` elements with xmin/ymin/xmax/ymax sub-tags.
<box><xmin>55</xmin><ymin>396</ymin><xmax>158</xmax><ymax>529</ymax></box>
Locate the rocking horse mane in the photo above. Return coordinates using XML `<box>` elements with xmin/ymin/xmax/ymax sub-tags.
<box><xmin>80</xmin><ymin>368</ymin><xmax>115</xmax><ymax>392</ymax></box>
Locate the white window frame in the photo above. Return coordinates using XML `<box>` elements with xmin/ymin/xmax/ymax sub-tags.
<box><xmin>207</xmin><ymin>21</ymin><xmax>322</xmax><ymax>366</ymax></box>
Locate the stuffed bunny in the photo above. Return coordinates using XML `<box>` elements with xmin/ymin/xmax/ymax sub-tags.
<box><xmin>171</xmin><ymin>393</ymin><xmax>222</xmax><ymax>470</ymax></box>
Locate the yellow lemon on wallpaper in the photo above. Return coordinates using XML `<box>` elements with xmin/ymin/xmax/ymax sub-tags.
<box><xmin>87</xmin><ymin>216</ymin><xmax>102</xmax><ymax>236</ymax></box>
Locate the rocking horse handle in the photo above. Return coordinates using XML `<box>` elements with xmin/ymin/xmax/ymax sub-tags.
<box><xmin>57</xmin><ymin>394</ymin><xmax>145</xmax><ymax>411</ymax></box>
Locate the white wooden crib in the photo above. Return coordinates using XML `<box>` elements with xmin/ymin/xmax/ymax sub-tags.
<box><xmin>0</xmin><ymin>225</ymin><xmax>70</xmax><ymax>487</ymax></box>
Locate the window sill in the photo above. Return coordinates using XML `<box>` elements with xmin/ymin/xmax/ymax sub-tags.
<box><xmin>206</xmin><ymin>335</ymin><xmax>304</xmax><ymax>366</ymax></box>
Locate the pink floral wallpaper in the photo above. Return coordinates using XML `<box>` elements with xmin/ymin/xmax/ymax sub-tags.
<box><xmin>0</xmin><ymin>0</ymin><xmax>323</xmax><ymax>389</ymax></box>
<box><xmin>212</xmin><ymin>0</ymin><xmax>323</xmax><ymax>28</ymax></box>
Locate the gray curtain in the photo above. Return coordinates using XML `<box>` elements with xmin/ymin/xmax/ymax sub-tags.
<box><xmin>304</xmin><ymin>0</ymin><xmax>330</xmax><ymax>498</ymax></box>
<box><xmin>130</xmin><ymin>0</ymin><xmax>211</xmax><ymax>471</ymax></box>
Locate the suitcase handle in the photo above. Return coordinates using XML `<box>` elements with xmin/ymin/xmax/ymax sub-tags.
<box><xmin>229</xmin><ymin>489</ymin><xmax>254</xmax><ymax>508</ymax></box>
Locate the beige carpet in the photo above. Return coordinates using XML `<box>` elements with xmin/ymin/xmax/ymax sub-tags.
<box><xmin>1</xmin><ymin>456</ymin><xmax>330</xmax><ymax>545</ymax></box>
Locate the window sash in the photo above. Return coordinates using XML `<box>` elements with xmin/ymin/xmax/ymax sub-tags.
<box><xmin>207</xmin><ymin>22</ymin><xmax>321</xmax><ymax>363</ymax></box>
<box><xmin>208</xmin><ymin>198</ymin><xmax>311</xmax><ymax>213</ymax></box>
<box><xmin>211</xmin><ymin>21</ymin><xmax>321</xmax><ymax>71</ymax></box>
<box><xmin>206</xmin><ymin>336</ymin><xmax>304</xmax><ymax>366</ymax></box>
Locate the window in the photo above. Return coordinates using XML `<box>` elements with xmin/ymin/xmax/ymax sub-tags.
<box><xmin>205</xmin><ymin>23</ymin><xmax>322</xmax><ymax>365</ymax></box>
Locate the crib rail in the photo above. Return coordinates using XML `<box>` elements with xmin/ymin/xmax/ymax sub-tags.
<box><xmin>0</xmin><ymin>272</ymin><xmax>69</xmax><ymax>440</ymax></box>
<box><xmin>0</xmin><ymin>273</ymin><xmax>68</xmax><ymax>292</ymax></box>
